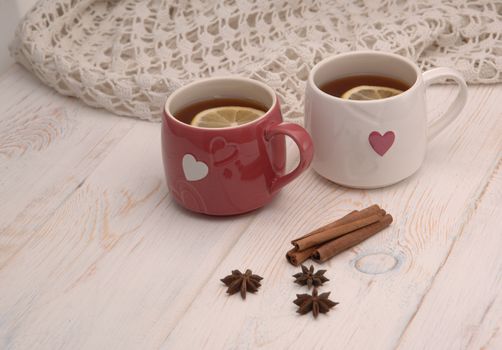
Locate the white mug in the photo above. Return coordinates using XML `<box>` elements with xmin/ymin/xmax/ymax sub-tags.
<box><xmin>305</xmin><ymin>51</ymin><xmax>468</xmax><ymax>188</ymax></box>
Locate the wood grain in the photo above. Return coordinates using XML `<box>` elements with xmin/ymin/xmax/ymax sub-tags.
<box><xmin>0</xmin><ymin>64</ymin><xmax>501</xmax><ymax>350</ymax></box>
<box><xmin>0</xmin><ymin>66</ymin><xmax>135</xmax><ymax>268</ymax></box>
<box><xmin>162</xmin><ymin>85</ymin><xmax>502</xmax><ymax>349</ymax></box>
<box><xmin>0</xmin><ymin>82</ymin><xmax>302</xmax><ymax>349</ymax></box>
<box><xmin>396</xmin><ymin>159</ymin><xmax>502</xmax><ymax>350</ymax></box>
<box><xmin>0</xmin><ymin>121</ymin><xmax>253</xmax><ymax>349</ymax></box>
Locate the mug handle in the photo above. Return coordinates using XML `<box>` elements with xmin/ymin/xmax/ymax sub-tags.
<box><xmin>422</xmin><ymin>67</ymin><xmax>468</xmax><ymax>140</ymax></box>
<box><xmin>265</xmin><ymin>123</ymin><xmax>314</xmax><ymax>194</ymax></box>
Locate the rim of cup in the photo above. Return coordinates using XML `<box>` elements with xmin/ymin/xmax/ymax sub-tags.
<box><xmin>164</xmin><ymin>76</ymin><xmax>277</xmax><ymax>130</ymax></box>
<box><xmin>308</xmin><ymin>50</ymin><xmax>423</xmax><ymax>104</ymax></box>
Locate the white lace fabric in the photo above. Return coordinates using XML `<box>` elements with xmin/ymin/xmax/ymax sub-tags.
<box><xmin>10</xmin><ymin>0</ymin><xmax>502</xmax><ymax>122</ymax></box>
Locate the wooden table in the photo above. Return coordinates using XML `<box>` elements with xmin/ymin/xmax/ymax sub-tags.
<box><xmin>1</xmin><ymin>65</ymin><xmax>501</xmax><ymax>350</ymax></box>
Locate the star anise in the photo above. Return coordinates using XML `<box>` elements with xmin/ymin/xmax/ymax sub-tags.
<box><xmin>293</xmin><ymin>288</ymin><xmax>338</xmax><ymax>318</ymax></box>
<box><xmin>220</xmin><ymin>269</ymin><xmax>263</xmax><ymax>299</ymax></box>
<box><xmin>293</xmin><ymin>264</ymin><xmax>329</xmax><ymax>289</ymax></box>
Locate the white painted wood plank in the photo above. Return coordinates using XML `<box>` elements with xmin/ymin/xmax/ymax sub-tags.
<box><xmin>0</xmin><ymin>121</ymin><xmax>308</xmax><ymax>349</ymax></box>
<box><xmin>1</xmin><ymin>65</ymin><xmax>501</xmax><ymax>350</ymax></box>
<box><xmin>0</xmin><ymin>65</ymin><xmax>306</xmax><ymax>350</ymax></box>
<box><xmin>0</xmin><ymin>65</ymin><xmax>135</xmax><ymax>267</ymax></box>
<box><xmin>162</xmin><ymin>85</ymin><xmax>502</xmax><ymax>349</ymax></box>
<box><xmin>396</xmin><ymin>159</ymin><xmax>502</xmax><ymax>350</ymax></box>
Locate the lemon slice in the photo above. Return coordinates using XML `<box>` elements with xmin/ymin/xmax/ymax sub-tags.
<box><xmin>341</xmin><ymin>85</ymin><xmax>403</xmax><ymax>100</ymax></box>
<box><xmin>190</xmin><ymin>106</ymin><xmax>265</xmax><ymax>128</ymax></box>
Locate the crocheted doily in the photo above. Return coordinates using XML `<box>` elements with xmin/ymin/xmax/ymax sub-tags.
<box><xmin>10</xmin><ymin>0</ymin><xmax>502</xmax><ymax>122</ymax></box>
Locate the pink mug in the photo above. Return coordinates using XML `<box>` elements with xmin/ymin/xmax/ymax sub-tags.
<box><xmin>162</xmin><ymin>77</ymin><xmax>314</xmax><ymax>216</ymax></box>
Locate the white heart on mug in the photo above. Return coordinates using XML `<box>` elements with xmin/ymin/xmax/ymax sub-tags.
<box><xmin>182</xmin><ymin>154</ymin><xmax>208</xmax><ymax>181</ymax></box>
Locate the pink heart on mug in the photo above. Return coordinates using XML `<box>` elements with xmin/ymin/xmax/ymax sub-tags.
<box><xmin>210</xmin><ymin>137</ymin><xmax>239</xmax><ymax>166</ymax></box>
<box><xmin>368</xmin><ymin>131</ymin><xmax>395</xmax><ymax>156</ymax></box>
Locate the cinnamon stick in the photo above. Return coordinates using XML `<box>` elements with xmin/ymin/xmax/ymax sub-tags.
<box><xmin>293</xmin><ymin>208</ymin><xmax>386</xmax><ymax>251</ymax></box>
<box><xmin>286</xmin><ymin>209</ymin><xmax>364</xmax><ymax>266</ymax></box>
<box><xmin>291</xmin><ymin>210</ymin><xmax>359</xmax><ymax>242</ymax></box>
<box><xmin>293</xmin><ymin>212</ymin><xmax>384</xmax><ymax>251</ymax></box>
<box><xmin>286</xmin><ymin>246</ymin><xmax>317</xmax><ymax>266</ymax></box>
<box><xmin>291</xmin><ymin>205</ymin><xmax>380</xmax><ymax>246</ymax></box>
<box><xmin>312</xmin><ymin>214</ymin><xmax>393</xmax><ymax>263</ymax></box>
<box><xmin>286</xmin><ymin>205</ymin><xmax>382</xmax><ymax>266</ymax></box>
